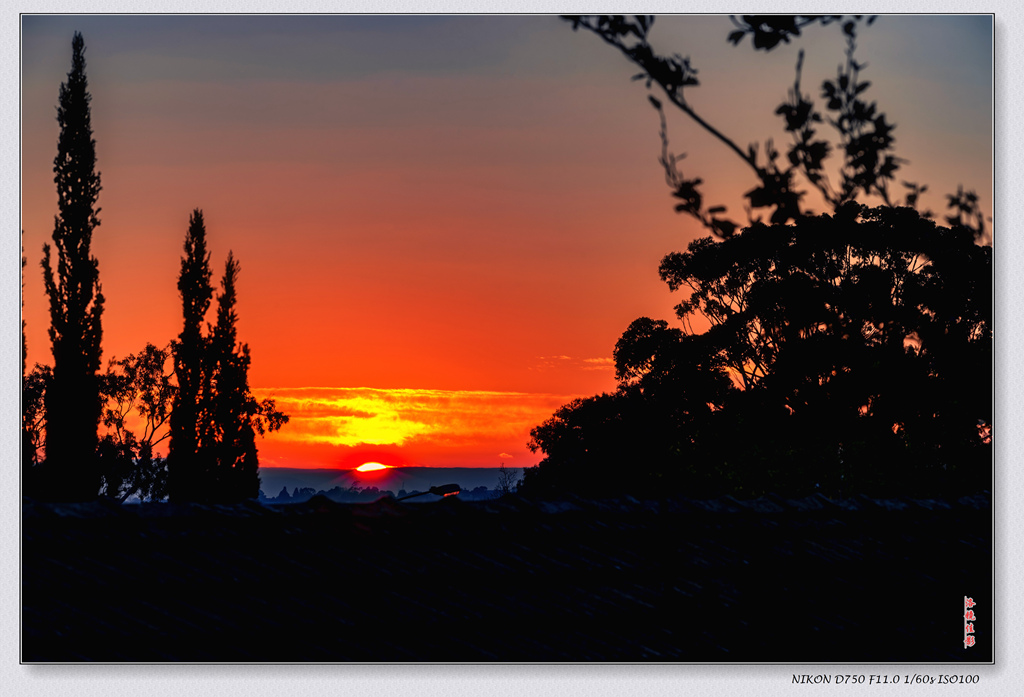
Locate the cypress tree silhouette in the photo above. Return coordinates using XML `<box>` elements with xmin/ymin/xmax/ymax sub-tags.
<box><xmin>39</xmin><ymin>32</ymin><xmax>105</xmax><ymax>501</ymax></box>
<box><xmin>208</xmin><ymin>253</ymin><xmax>261</xmax><ymax>502</ymax></box>
<box><xmin>168</xmin><ymin>213</ymin><xmax>287</xmax><ymax>502</ymax></box>
<box><xmin>168</xmin><ymin>209</ymin><xmax>215</xmax><ymax>502</ymax></box>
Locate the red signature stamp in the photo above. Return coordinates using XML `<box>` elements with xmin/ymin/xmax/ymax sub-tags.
<box><xmin>964</xmin><ymin>597</ymin><xmax>976</xmax><ymax>648</ymax></box>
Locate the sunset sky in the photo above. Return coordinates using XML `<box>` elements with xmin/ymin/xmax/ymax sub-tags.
<box><xmin>20</xmin><ymin>15</ymin><xmax>993</xmax><ymax>471</ymax></box>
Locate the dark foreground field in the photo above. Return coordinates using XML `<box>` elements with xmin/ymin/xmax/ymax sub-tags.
<box><xmin>23</xmin><ymin>491</ymin><xmax>991</xmax><ymax>662</ymax></box>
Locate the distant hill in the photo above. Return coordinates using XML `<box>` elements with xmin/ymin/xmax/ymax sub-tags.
<box><xmin>258</xmin><ymin>466</ymin><xmax>512</xmax><ymax>498</ymax></box>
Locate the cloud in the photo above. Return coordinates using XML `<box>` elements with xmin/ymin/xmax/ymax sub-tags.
<box><xmin>498</xmin><ymin>452</ymin><xmax>513</xmax><ymax>459</ymax></box>
<box><xmin>253</xmin><ymin>386</ymin><xmax>580</xmax><ymax>450</ymax></box>
<box><xmin>532</xmin><ymin>355</ymin><xmax>616</xmax><ymax>372</ymax></box>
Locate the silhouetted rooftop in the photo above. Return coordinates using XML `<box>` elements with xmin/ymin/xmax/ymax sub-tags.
<box><xmin>23</xmin><ymin>492</ymin><xmax>991</xmax><ymax>662</ymax></box>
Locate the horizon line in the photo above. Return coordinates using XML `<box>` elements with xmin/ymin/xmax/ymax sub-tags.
<box><xmin>251</xmin><ymin>385</ymin><xmax>587</xmax><ymax>397</ymax></box>
<box><xmin>262</xmin><ymin>464</ymin><xmax>522</xmax><ymax>470</ymax></box>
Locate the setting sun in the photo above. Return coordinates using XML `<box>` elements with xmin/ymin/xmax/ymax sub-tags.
<box><xmin>355</xmin><ymin>462</ymin><xmax>389</xmax><ymax>472</ymax></box>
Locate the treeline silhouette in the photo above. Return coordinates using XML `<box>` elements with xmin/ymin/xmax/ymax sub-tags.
<box><xmin>258</xmin><ymin>484</ymin><xmax>505</xmax><ymax>504</ymax></box>
<box><xmin>22</xmin><ymin>33</ymin><xmax>288</xmax><ymax>504</ymax></box>
<box><xmin>521</xmin><ymin>16</ymin><xmax>992</xmax><ymax>500</ymax></box>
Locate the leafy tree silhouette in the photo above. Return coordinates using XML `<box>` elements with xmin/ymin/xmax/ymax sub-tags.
<box><xmin>21</xmin><ymin>247</ymin><xmax>40</xmax><ymax>474</ymax></box>
<box><xmin>526</xmin><ymin>323</ymin><xmax>736</xmax><ymax>498</ymax></box>
<box><xmin>37</xmin><ymin>32</ymin><xmax>105</xmax><ymax>501</ymax></box>
<box><xmin>97</xmin><ymin>343</ymin><xmax>176</xmax><ymax>502</ymax></box>
<box><xmin>524</xmin><ymin>16</ymin><xmax>991</xmax><ymax>499</ymax></box>
<box><xmin>494</xmin><ymin>463</ymin><xmax>519</xmax><ymax>497</ymax></box>
<box><xmin>22</xmin><ymin>365</ymin><xmax>50</xmax><ymax>474</ymax></box>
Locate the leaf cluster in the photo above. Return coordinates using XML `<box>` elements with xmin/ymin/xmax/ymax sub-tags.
<box><xmin>565</xmin><ymin>14</ymin><xmax>955</xmax><ymax>237</ymax></box>
<box><xmin>726</xmin><ymin>15</ymin><xmax>873</xmax><ymax>52</ymax></box>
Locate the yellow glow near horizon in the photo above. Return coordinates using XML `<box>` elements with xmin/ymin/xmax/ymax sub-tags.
<box><xmin>356</xmin><ymin>462</ymin><xmax>388</xmax><ymax>472</ymax></box>
<box><xmin>253</xmin><ymin>387</ymin><xmax>582</xmax><ymax>449</ymax></box>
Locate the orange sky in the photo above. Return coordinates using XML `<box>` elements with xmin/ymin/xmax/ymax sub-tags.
<box><xmin>20</xmin><ymin>15</ymin><xmax>993</xmax><ymax>470</ymax></box>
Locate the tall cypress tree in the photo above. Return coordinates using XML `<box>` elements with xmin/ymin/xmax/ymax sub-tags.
<box><xmin>40</xmin><ymin>32</ymin><xmax>104</xmax><ymax>501</ymax></box>
<box><xmin>209</xmin><ymin>253</ymin><xmax>261</xmax><ymax>501</ymax></box>
<box><xmin>168</xmin><ymin>216</ymin><xmax>285</xmax><ymax>502</ymax></box>
<box><xmin>168</xmin><ymin>209</ymin><xmax>214</xmax><ymax>502</ymax></box>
